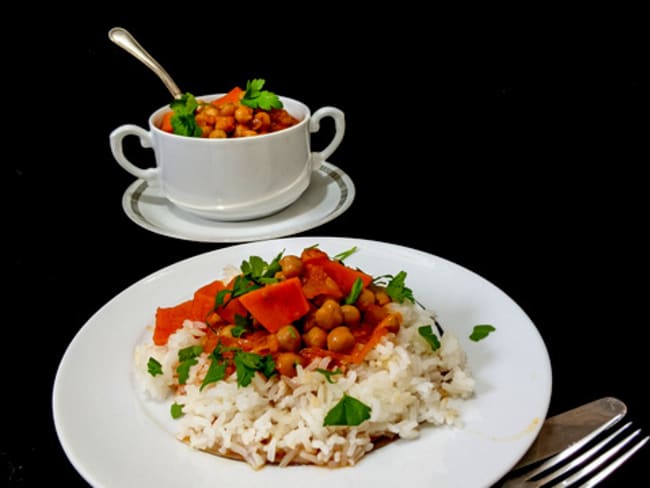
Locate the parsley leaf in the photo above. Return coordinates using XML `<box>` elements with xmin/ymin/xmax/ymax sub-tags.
<box><xmin>214</xmin><ymin>288</ymin><xmax>230</xmax><ymax>307</ymax></box>
<box><xmin>332</xmin><ymin>246</ymin><xmax>358</xmax><ymax>262</ymax></box>
<box><xmin>344</xmin><ymin>277</ymin><xmax>364</xmax><ymax>305</ymax></box>
<box><xmin>316</xmin><ymin>367</ymin><xmax>343</xmax><ymax>384</ymax></box>
<box><xmin>384</xmin><ymin>271</ymin><xmax>414</xmax><ymax>303</ymax></box>
<box><xmin>200</xmin><ymin>358</ymin><xmax>227</xmax><ymax>391</ymax></box>
<box><xmin>233</xmin><ymin>350</ymin><xmax>275</xmax><ymax>387</ymax></box>
<box><xmin>470</xmin><ymin>324</ymin><xmax>496</xmax><ymax>341</ymax></box>
<box><xmin>147</xmin><ymin>357</ymin><xmax>163</xmax><ymax>376</ymax></box>
<box><xmin>171</xmin><ymin>113</ymin><xmax>202</xmax><ymax>137</ymax></box>
<box><xmin>241</xmin><ymin>251</ymin><xmax>284</xmax><ymax>285</ymax></box>
<box><xmin>169</xmin><ymin>93</ymin><xmax>202</xmax><ymax>137</ymax></box>
<box><xmin>214</xmin><ymin>275</ymin><xmax>261</xmax><ymax>307</ymax></box>
<box><xmin>169</xmin><ymin>92</ymin><xmax>198</xmax><ymax>114</ymax></box>
<box><xmin>216</xmin><ymin>251</ymin><xmax>285</xmax><ymax>307</ymax></box>
<box><xmin>240</xmin><ymin>79</ymin><xmax>283</xmax><ymax>110</ymax></box>
<box><xmin>176</xmin><ymin>358</ymin><xmax>198</xmax><ymax>385</ymax></box>
<box><xmin>323</xmin><ymin>394</ymin><xmax>372</xmax><ymax>426</ymax></box>
<box><xmin>418</xmin><ymin>325</ymin><xmax>441</xmax><ymax>351</ymax></box>
<box><xmin>176</xmin><ymin>345</ymin><xmax>203</xmax><ymax>384</ymax></box>
<box><xmin>178</xmin><ymin>345</ymin><xmax>203</xmax><ymax>361</ymax></box>
<box><xmin>170</xmin><ymin>402</ymin><xmax>185</xmax><ymax>419</ymax></box>
<box><xmin>231</xmin><ymin>314</ymin><xmax>251</xmax><ymax>338</ymax></box>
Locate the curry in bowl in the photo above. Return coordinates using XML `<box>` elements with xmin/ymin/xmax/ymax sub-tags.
<box><xmin>159</xmin><ymin>79</ymin><xmax>300</xmax><ymax>139</ymax></box>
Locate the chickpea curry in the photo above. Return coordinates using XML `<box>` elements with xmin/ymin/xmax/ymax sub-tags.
<box><xmin>152</xmin><ymin>246</ymin><xmax>411</xmax><ymax>381</ymax></box>
<box><xmin>159</xmin><ymin>79</ymin><xmax>300</xmax><ymax>139</ymax></box>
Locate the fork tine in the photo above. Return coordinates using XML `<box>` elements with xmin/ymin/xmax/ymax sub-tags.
<box><xmin>574</xmin><ymin>432</ymin><xmax>648</xmax><ymax>487</ymax></box>
<box><xmin>521</xmin><ymin>412</ymin><xmax>625</xmax><ymax>481</ymax></box>
<box><xmin>532</xmin><ymin>422</ymin><xmax>634</xmax><ymax>486</ymax></box>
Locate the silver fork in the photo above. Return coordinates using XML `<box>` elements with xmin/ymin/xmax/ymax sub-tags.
<box><xmin>502</xmin><ymin>416</ymin><xmax>648</xmax><ymax>487</ymax></box>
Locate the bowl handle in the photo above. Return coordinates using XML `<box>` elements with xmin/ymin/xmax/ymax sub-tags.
<box><xmin>309</xmin><ymin>107</ymin><xmax>345</xmax><ymax>170</ymax></box>
<box><xmin>109</xmin><ymin>124</ymin><xmax>159</xmax><ymax>181</ymax></box>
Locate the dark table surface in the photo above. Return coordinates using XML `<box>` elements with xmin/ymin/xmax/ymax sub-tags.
<box><xmin>6</xmin><ymin>7</ymin><xmax>648</xmax><ymax>487</ymax></box>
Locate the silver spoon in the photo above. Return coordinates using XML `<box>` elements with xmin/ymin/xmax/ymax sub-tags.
<box><xmin>108</xmin><ymin>27</ymin><xmax>182</xmax><ymax>99</ymax></box>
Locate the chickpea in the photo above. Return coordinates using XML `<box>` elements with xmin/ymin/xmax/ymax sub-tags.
<box><xmin>208</xmin><ymin>128</ymin><xmax>227</xmax><ymax>138</ymax></box>
<box><xmin>218</xmin><ymin>102</ymin><xmax>236</xmax><ymax>116</ymax></box>
<box><xmin>279</xmin><ymin>255</ymin><xmax>303</xmax><ymax>279</ymax></box>
<box><xmin>214</xmin><ymin>115</ymin><xmax>235</xmax><ymax>133</ymax></box>
<box><xmin>273</xmin><ymin>110</ymin><xmax>299</xmax><ymax>126</ymax></box>
<box><xmin>373</xmin><ymin>289</ymin><xmax>391</xmax><ymax>306</ymax></box>
<box><xmin>203</xmin><ymin>105</ymin><xmax>219</xmax><ymax>118</ymax></box>
<box><xmin>234</xmin><ymin>105</ymin><xmax>254</xmax><ymax>124</ymax></box>
<box><xmin>195</xmin><ymin>110</ymin><xmax>216</xmax><ymax>126</ymax></box>
<box><xmin>303</xmin><ymin>326</ymin><xmax>327</xmax><ymax>348</ymax></box>
<box><xmin>327</xmin><ymin>326</ymin><xmax>355</xmax><ymax>353</ymax></box>
<box><xmin>276</xmin><ymin>324</ymin><xmax>301</xmax><ymax>352</ymax></box>
<box><xmin>340</xmin><ymin>304</ymin><xmax>361</xmax><ymax>327</ymax></box>
<box><xmin>233</xmin><ymin>124</ymin><xmax>257</xmax><ymax>137</ymax></box>
<box><xmin>314</xmin><ymin>299</ymin><xmax>343</xmax><ymax>330</ymax></box>
<box><xmin>275</xmin><ymin>352</ymin><xmax>304</xmax><ymax>377</ymax></box>
<box><xmin>356</xmin><ymin>288</ymin><xmax>375</xmax><ymax>310</ymax></box>
<box><xmin>251</xmin><ymin>111</ymin><xmax>271</xmax><ymax>131</ymax></box>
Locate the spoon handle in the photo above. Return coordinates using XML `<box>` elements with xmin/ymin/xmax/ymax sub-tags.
<box><xmin>108</xmin><ymin>27</ymin><xmax>182</xmax><ymax>99</ymax></box>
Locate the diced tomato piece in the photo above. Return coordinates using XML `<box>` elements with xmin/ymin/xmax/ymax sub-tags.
<box><xmin>218</xmin><ymin>297</ymin><xmax>248</xmax><ymax>324</ymax></box>
<box><xmin>238</xmin><ymin>277</ymin><xmax>310</xmax><ymax>333</ymax></box>
<box><xmin>153</xmin><ymin>299</ymin><xmax>194</xmax><ymax>345</ymax></box>
<box><xmin>190</xmin><ymin>280</ymin><xmax>225</xmax><ymax>321</ymax></box>
<box><xmin>302</xmin><ymin>263</ymin><xmax>343</xmax><ymax>299</ymax></box>
<box><xmin>210</xmin><ymin>86</ymin><xmax>244</xmax><ymax>106</ymax></box>
<box><xmin>321</xmin><ymin>260</ymin><xmax>373</xmax><ymax>294</ymax></box>
<box><xmin>300</xmin><ymin>247</ymin><xmax>329</xmax><ymax>265</ymax></box>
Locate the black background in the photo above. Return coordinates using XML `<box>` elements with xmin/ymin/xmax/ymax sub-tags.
<box><xmin>6</xmin><ymin>5</ymin><xmax>648</xmax><ymax>486</ymax></box>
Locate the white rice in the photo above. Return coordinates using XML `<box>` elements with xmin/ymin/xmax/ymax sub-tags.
<box><xmin>133</xmin><ymin>300</ymin><xmax>474</xmax><ymax>469</ymax></box>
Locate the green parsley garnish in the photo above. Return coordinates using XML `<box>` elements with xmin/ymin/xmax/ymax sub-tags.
<box><xmin>147</xmin><ymin>357</ymin><xmax>163</xmax><ymax>377</ymax></box>
<box><xmin>176</xmin><ymin>345</ymin><xmax>203</xmax><ymax>384</ymax></box>
<box><xmin>176</xmin><ymin>359</ymin><xmax>197</xmax><ymax>385</ymax></box>
<box><xmin>215</xmin><ymin>275</ymin><xmax>259</xmax><ymax>307</ymax></box>
<box><xmin>344</xmin><ymin>277</ymin><xmax>364</xmax><ymax>305</ymax></box>
<box><xmin>169</xmin><ymin>92</ymin><xmax>202</xmax><ymax>137</ymax></box>
<box><xmin>381</xmin><ymin>271</ymin><xmax>414</xmax><ymax>303</ymax></box>
<box><xmin>323</xmin><ymin>394</ymin><xmax>372</xmax><ymax>426</ymax></box>
<box><xmin>470</xmin><ymin>324</ymin><xmax>496</xmax><ymax>341</ymax></box>
<box><xmin>418</xmin><ymin>325</ymin><xmax>441</xmax><ymax>351</ymax></box>
<box><xmin>178</xmin><ymin>345</ymin><xmax>203</xmax><ymax>361</ymax></box>
<box><xmin>241</xmin><ymin>252</ymin><xmax>284</xmax><ymax>285</ymax></box>
<box><xmin>200</xmin><ymin>357</ymin><xmax>227</xmax><ymax>391</ymax></box>
<box><xmin>215</xmin><ymin>252</ymin><xmax>284</xmax><ymax>307</ymax></box>
<box><xmin>170</xmin><ymin>402</ymin><xmax>185</xmax><ymax>419</ymax></box>
<box><xmin>199</xmin><ymin>341</ymin><xmax>232</xmax><ymax>391</ymax></box>
<box><xmin>332</xmin><ymin>246</ymin><xmax>358</xmax><ymax>262</ymax></box>
<box><xmin>231</xmin><ymin>314</ymin><xmax>251</xmax><ymax>338</ymax></box>
<box><xmin>240</xmin><ymin>79</ymin><xmax>283</xmax><ymax>110</ymax></box>
<box><xmin>316</xmin><ymin>368</ymin><xmax>343</xmax><ymax>384</ymax></box>
<box><xmin>233</xmin><ymin>350</ymin><xmax>275</xmax><ymax>387</ymax></box>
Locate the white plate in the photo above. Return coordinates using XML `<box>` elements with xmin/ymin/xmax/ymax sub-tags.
<box><xmin>122</xmin><ymin>162</ymin><xmax>355</xmax><ymax>242</ymax></box>
<box><xmin>53</xmin><ymin>237</ymin><xmax>551</xmax><ymax>488</ymax></box>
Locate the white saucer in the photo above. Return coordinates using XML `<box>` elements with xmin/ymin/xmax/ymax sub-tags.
<box><xmin>121</xmin><ymin>162</ymin><xmax>355</xmax><ymax>242</ymax></box>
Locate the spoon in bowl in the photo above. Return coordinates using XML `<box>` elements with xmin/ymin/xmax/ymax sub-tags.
<box><xmin>108</xmin><ymin>27</ymin><xmax>183</xmax><ymax>99</ymax></box>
